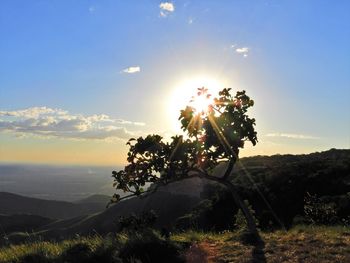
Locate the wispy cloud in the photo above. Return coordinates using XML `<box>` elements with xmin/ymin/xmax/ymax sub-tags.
<box><xmin>122</xmin><ymin>66</ymin><xmax>140</xmax><ymax>74</ymax></box>
<box><xmin>0</xmin><ymin>107</ymin><xmax>67</xmax><ymax>118</ymax></box>
<box><xmin>0</xmin><ymin>107</ymin><xmax>145</xmax><ymax>141</ymax></box>
<box><xmin>265</xmin><ymin>133</ymin><xmax>320</xmax><ymax>140</ymax></box>
<box><xmin>159</xmin><ymin>2</ymin><xmax>175</xmax><ymax>17</ymax></box>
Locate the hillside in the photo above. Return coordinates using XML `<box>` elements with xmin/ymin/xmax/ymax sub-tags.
<box><xmin>1</xmin><ymin>149</ymin><xmax>349</xmax><ymax>244</ymax></box>
<box><xmin>171</xmin><ymin>149</ymin><xmax>350</xmax><ymax>232</ymax></box>
<box><xmin>74</xmin><ymin>194</ymin><xmax>111</xmax><ymax>204</ymax></box>
<box><xmin>0</xmin><ymin>214</ymin><xmax>53</xmax><ymax>234</ymax></box>
<box><xmin>0</xmin><ymin>192</ymin><xmax>107</xmax><ymax>219</ymax></box>
<box><xmin>232</xmin><ymin>148</ymin><xmax>350</xmax><ymax>228</ymax></box>
<box><xmin>4</xmin><ymin>190</ymin><xmax>201</xmax><ymax>244</ymax></box>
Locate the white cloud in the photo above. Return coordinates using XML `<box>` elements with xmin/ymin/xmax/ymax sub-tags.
<box><xmin>188</xmin><ymin>17</ymin><xmax>194</xmax><ymax>24</ymax></box>
<box><xmin>235</xmin><ymin>47</ymin><xmax>249</xmax><ymax>54</ymax></box>
<box><xmin>265</xmin><ymin>133</ymin><xmax>320</xmax><ymax>140</ymax></box>
<box><xmin>159</xmin><ymin>2</ymin><xmax>175</xmax><ymax>17</ymax></box>
<box><xmin>0</xmin><ymin>107</ymin><xmax>145</xmax><ymax>141</ymax></box>
<box><xmin>229</xmin><ymin>45</ymin><xmax>250</xmax><ymax>57</ymax></box>
<box><xmin>122</xmin><ymin>66</ymin><xmax>140</xmax><ymax>74</ymax></box>
<box><xmin>160</xmin><ymin>2</ymin><xmax>175</xmax><ymax>12</ymax></box>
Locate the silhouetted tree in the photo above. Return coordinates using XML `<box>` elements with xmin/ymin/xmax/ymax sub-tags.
<box><xmin>111</xmin><ymin>88</ymin><xmax>258</xmax><ymax>233</ymax></box>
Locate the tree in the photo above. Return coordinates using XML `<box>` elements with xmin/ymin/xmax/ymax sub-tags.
<box><xmin>111</xmin><ymin>87</ymin><xmax>258</xmax><ymax>234</ymax></box>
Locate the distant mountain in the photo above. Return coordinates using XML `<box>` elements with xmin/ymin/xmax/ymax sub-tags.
<box><xmin>0</xmin><ymin>192</ymin><xmax>108</xmax><ymax>219</ymax></box>
<box><xmin>5</xmin><ymin>190</ymin><xmax>201</xmax><ymax>244</ymax></box>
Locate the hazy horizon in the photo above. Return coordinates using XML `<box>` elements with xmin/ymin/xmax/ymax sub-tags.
<box><xmin>0</xmin><ymin>162</ymin><xmax>120</xmax><ymax>201</ymax></box>
<box><xmin>0</xmin><ymin>147</ymin><xmax>347</xmax><ymax>167</ymax></box>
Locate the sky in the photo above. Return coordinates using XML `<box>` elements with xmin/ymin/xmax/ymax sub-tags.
<box><xmin>0</xmin><ymin>0</ymin><xmax>349</xmax><ymax>165</ymax></box>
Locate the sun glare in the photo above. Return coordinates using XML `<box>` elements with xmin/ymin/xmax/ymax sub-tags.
<box><xmin>168</xmin><ymin>76</ymin><xmax>224</xmax><ymax>131</ymax></box>
<box><xmin>191</xmin><ymin>89</ymin><xmax>212</xmax><ymax>114</ymax></box>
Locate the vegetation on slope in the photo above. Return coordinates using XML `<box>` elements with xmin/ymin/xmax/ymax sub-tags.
<box><xmin>177</xmin><ymin>149</ymin><xmax>350</xmax><ymax>231</ymax></box>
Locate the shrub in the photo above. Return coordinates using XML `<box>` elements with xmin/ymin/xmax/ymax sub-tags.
<box><xmin>304</xmin><ymin>192</ymin><xmax>338</xmax><ymax>225</ymax></box>
<box><xmin>118</xmin><ymin>231</ymin><xmax>185</xmax><ymax>263</ymax></box>
<box><xmin>118</xmin><ymin>210</ymin><xmax>158</xmax><ymax>233</ymax></box>
<box><xmin>20</xmin><ymin>253</ymin><xmax>49</xmax><ymax>263</ymax></box>
<box><xmin>60</xmin><ymin>243</ymin><xmax>92</xmax><ymax>262</ymax></box>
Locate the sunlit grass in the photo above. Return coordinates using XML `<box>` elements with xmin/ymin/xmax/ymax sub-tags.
<box><xmin>0</xmin><ymin>236</ymin><xmax>104</xmax><ymax>262</ymax></box>
<box><xmin>1</xmin><ymin>226</ymin><xmax>350</xmax><ymax>263</ymax></box>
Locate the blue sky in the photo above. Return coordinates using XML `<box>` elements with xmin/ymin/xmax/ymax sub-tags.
<box><xmin>0</xmin><ymin>1</ymin><xmax>349</xmax><ymax>165</ymax></box>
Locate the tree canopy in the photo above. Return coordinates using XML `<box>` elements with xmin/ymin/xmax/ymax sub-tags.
<box><xmin>111</xmin><ymin>88</ymin><xmax>257</xmax><ymax>203</ymax></box>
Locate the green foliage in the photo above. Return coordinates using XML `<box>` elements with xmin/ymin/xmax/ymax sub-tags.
<box><xmin>245</xmin><ymin>150</ymin><xmax>350</xmax><ymax>227</ymax></box>
<box><xmin>304</xmin><ymin>192</ymin><xmax>338</xmax><ymax>225</ymax></box>
<box><xmin>176</xmin><ymin>185</ymin><xmax>238</xmax><ymax>231</ymax></box>
<box><xmin>179</xmin><ymin>88</ymin><xmax>257</xmax><ymax>166</ymax></box>
<box><xmin>235</xmin><ymin>200</ymin><xmax>259</xmax><ymax>230</ymax></box>
<box><xmin>111</xmin><ymin>88</ymin><xmax>257</xmax><ymax>203</ymax></box>
<box><xmin>117</xmin><ymin>211</ymin><xmax>158</xmax><ymax>233</ymax></box>
<box><xmin>174</xmin><ymin>149</ymin><xmax>350</xmax><ymax>230</ymax></box>
<box><xmin>118</xmin><ymin>231</ymin><xmax>184</xmax><ymax>263</ymax></box>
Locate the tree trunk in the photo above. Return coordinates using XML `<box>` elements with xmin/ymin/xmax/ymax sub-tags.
<box><xmin>221</xmin><ymin>180</ymin><xmax>257</xmax><ymax>234</ymax></box>
<box><xmin>216</xmin><ymin>161</ymin><xmax>257</xmax><ymax>234</ymax></box>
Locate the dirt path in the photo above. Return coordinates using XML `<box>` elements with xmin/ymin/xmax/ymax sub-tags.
<box><xmin>185</xmin><ymin>241</ymin><xmax>220</xmax><ymax>263</ymax></box>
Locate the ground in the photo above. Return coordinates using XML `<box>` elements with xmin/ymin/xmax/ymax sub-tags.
<box><xmin>1</xmin><ymin>225</ymin><xmax>349</xmax><ymax>262</ymax></box>
<box><xmin>175</xmin><ymin>225</ymin><xmax>350</xmax><ymax>263</ymax></box>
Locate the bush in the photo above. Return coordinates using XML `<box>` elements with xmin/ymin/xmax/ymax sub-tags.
<box><xmin>20</xmin><ymin>253</ymin><xmax>49</xmax><ymax>263</ymax></box>
<box><xmin>118</xmin><ymin>231</ymin><xmax>185</xmax><ymax>263</ymax></box>
<box><xmin>176</xmin><ymin>186</ymin><xmax>238</xmax><ymax>231</ymax></box>
<box><xmin>60</xmin><ymin>243</ymin><xmax>92</xmax><ymax>262</ymax></box>
<box><xmin>118</xmin><ymin>210</ymin><xmax>158</xmax><ymax>233</ymax></box>
<box><xmin>304</xmin><ymin>192</ymin><xmax>338</xmax><ymax>225</ymax></box>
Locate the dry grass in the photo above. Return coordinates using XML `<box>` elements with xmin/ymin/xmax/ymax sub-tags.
<box><xmin>1</xmin><ymin>225</ymin><xmax>349</xmax><ymax>263</ymax></box>
<box><xmin>174</xmin><ymin>225</ymin><xmax>350</xmax><ymax>263</ymax></box>
<box><xmin>0</xmin><ymin>235</ymin><xmax>104</xmax><ymax>262</ymax></box>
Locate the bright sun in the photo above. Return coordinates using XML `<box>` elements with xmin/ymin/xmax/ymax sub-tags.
<box><xmin>168</xmin><ymin>76</ymin><xmax>224</xmax><ymax>131</ymax></box>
